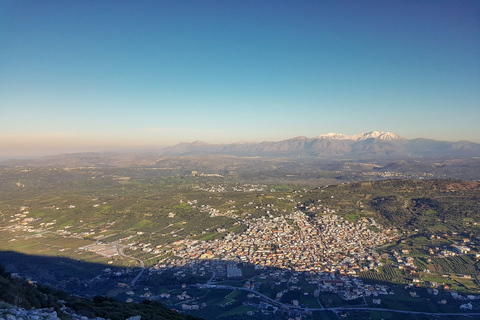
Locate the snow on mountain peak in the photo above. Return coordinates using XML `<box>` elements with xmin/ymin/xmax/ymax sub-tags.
<box><xmin>317</xmin><ymin>131</ymin><xmax>403</xmax><ymax>141</ymax></box>
<box><xmin>317</xmin><ymin>133</ymin><xmax>351</xmax><ymax>140</ymax></box>
<box><xmin>355</xmin><ymin>131</ymin><xmax>403</xmax><ymax>141</ymax></box>
<box><xmin>352</xmin><ymin>131</ymin><xmax>379</xmax><ymax>140</ymax></box>
<box><xmin>377</xmin><ymin>132</ymin><xmax>403</xmax><ymax>141</ymax></box>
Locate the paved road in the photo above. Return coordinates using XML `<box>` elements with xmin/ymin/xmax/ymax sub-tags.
<box><xmin>206</xmin><ymin>265</ymin><xmax>217</xmax><ymax>285</ymax></box>
<box><xmin>202</xmin><ymin>284</ymin><xmax>298</xmax><ymax>309</ymax></box>
<box><xmin>203</xmin><ymin>284</ymin><xmax>480</xmax><ymax>317</ymax></box>
<box><xmin>322</xmin><ymin>307</ymin><xmax>480</xmax><ymax>317</ymax></box>
<box><xmin>113</xmin><ymin>243</ymin><xmax>145</xmax><ymax>285</ymax></box>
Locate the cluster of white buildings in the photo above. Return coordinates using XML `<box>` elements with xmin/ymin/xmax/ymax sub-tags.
<box><xmin>157</xmin><ymin>212</ymin><xmax>397</xmax><ymax>275</ymax></box>
<box><xmin>194</xmin><ymin>184</ymin><xmax>267</xmax><ymax>193</ymax></box>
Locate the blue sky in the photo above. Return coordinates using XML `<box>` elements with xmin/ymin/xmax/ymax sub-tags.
<box><xmin>1</xmin><ymin>0</ymin><xmax>479</xmax><ymax>157</ymax></box>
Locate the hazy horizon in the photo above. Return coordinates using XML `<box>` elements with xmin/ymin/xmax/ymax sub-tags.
<box><xmin>2</xmin><ymin>129</ymin><xmax>480</xmax><ymax>161</ymax></box>
<box><xmin>1</xmin><ymin>1</ymin><xmax>479</xmax><ymax>159</ymax></box>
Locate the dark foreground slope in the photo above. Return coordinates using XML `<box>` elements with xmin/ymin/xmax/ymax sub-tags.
<box><xmin>0</xmin><ymin>265</ymin><xmax>202</xmax><ymax>320</ymax></box>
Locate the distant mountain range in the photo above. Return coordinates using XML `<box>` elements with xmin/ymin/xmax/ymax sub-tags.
<box><xmin>2</xmin><ymin>131</ymin><xmax>480</xmax><ymax>168</ymax></box>
<box><xmin>163</xmin><ymin>131</ymin><xmax>480</xmax><ymax>159</ymax></box>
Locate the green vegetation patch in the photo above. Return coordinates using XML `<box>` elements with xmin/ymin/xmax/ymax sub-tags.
<box><xmin>343</xmin><ymin>213</ymin><xmax>361</xmax><ymax>222</ymax></box>
<box><xmin>131</xmin><ymin>219</ymin><xmax>153</xmax><ymax>230</ymax></box>
<box><xmin>217</xmin><ymin>304</ymin><xmax>257</xmax><ymax>317</ymax></box>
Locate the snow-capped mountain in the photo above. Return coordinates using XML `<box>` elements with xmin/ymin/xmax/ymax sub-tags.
<box><xmin>316</xmin><ymin>133</ymin><xmax>352</xmax><ymax>140</ymax></box>
<box><xmin>317</xmin><ymin>131</ymin><xmax>403</xmax><ymax>141</ymax></box>
<box><xmin>353</xmin><ymin>131</ymin><xmax>403</xmax><ymax>141</ymax></box>
<box><xmin>163</xmin><ymin>131</ymin><xmax>480</xmax><ymax>159</ymax></box>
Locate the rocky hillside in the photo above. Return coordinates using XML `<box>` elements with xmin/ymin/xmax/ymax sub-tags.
<box><xmin>0</xmin><ymin>266</ymin><xmax>201</xmax><ymax>320</ymax></box>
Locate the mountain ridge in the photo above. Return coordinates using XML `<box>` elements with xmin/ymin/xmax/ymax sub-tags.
<box><xmin>2</xmin><ymin>132</ymin><xmax>480</xmax><ymax>166</ymax></box>
<box><xmin>316</xmin><ymin>131</ymin><xmax>403</xmax><ymax>141</ymax></box>
<box><xmin>163</xmin><ymin>131</ymin><xmax>480</xmax><ymax>159</ymax></box>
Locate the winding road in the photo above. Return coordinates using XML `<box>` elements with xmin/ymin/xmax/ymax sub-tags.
<box><xmin>203</xmin><ymin>283</ymin><xmax>480</xmax><ymax>317</ymax></box>
<box><xmin>113</xmin><ymin>243</ymin><xmax>145</xmax><ymax>285</ymax></box>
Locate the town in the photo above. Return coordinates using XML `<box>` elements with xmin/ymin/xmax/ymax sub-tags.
<box><xmin>1</xmin><ymin>176</ymin><xmax>480</xmax><ymax>319</ymax></box>
<box><xmin>157</xmin><ymin>212</ymin><xmax>396</xmax><ymax>274</ymax></box>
